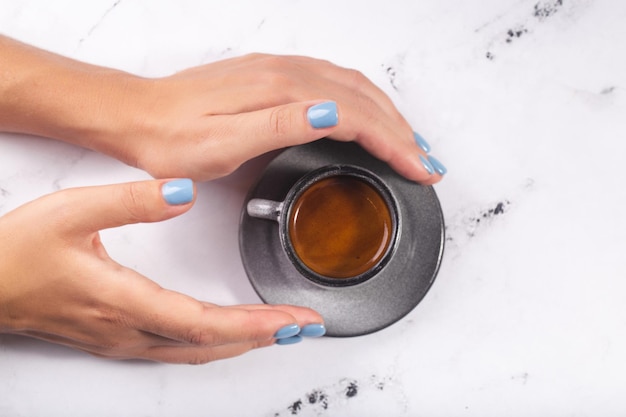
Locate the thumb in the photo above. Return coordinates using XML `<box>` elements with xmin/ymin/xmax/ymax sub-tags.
<box><xmin>56</xmin><ymin>178</ymin><xmax>195</xmax><ymax>233</ymax></box>
<box><xmin>215</xmin><ymin>100</ymin><xmax>340</xmax><ymax>161</ymax></box>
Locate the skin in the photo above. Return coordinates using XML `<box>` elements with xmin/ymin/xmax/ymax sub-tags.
<box><xmin>0</xmin><ymin>35</ymin><xmax>443</xmax><ymax>364</ymax></box>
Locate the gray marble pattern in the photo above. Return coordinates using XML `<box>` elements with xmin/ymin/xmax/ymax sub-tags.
<box><xmin>1</xmin><ymin>0</ymin><xmax>625</xmax><ymax>415</ymax></box>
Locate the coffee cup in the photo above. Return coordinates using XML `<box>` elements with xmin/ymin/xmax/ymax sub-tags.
<box><xmin>246</xmin><ymin>165</ymin><xmax>399</xmax><ymax>287</ymax></box>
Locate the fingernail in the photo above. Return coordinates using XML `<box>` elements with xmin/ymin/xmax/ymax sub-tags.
<box><xmin>299</xmin><ymin>323</ymin><xmax>326</xmax><ymax>338</ymax></box>
<box><xmin>161</xmin><ymin>179</ymin><xmax>194</xmax><ymax>205</ymax></box>
<box><xmin>307</xmin><ymin>101</ymin><xmax>338</xmax><ymax>128</ymax></box>
<box><xmin>419</xmin><ymin>155</ymin><xmax>434</xmax><ymax>175</ymax></box>
<box><xmin>273</xmin><ymin>324</ymin><xmax>300</xmax><ymax>339</ymax></box>
<box><xmin>275</xmin><ymin>335</ymin><xmax>303</xmax><ymax>346</ymax></box>
<box><xmin>428</xmin><ymin>155</ymin><xmax>447</xmax><ymax>176</ymax></box>
<box><xmin>413</xmin><ymin>131</ymin><xmax>431</xmax><ymax>153</ymax></box>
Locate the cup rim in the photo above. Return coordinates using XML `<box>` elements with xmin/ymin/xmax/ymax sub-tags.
<box><xmin>279</xmin><ymin>164</ymin><xmax>400</xmax><ymax>288</ymax></box>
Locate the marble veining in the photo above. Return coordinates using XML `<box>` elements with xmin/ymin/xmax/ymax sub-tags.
<box><xmin>1</xmin><ymin>0</ymin><xmax>626</xmax><ymax>416</ymax></box>
<box><xmin>79</xmin><ymin>0</ymin><xmax>123</xmax><ymax>44</ymax></box>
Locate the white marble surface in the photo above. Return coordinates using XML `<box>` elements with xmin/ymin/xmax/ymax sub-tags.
<box><xmin>1</xmin><ymin>0</ymin><xmax>626</xmax><ymax>415</ymax></box>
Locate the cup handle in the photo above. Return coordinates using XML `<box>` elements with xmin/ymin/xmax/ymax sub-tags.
<box><xmin>246</xmin><ymin>198</ymin><xmax>284</xmax><ymax>222</ymax></box>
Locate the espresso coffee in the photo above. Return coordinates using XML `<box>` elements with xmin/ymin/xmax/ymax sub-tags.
<box><xmin>288</xmin><ymin>175</ymin><xmax>393</xmax><ymax>279</ymax></box>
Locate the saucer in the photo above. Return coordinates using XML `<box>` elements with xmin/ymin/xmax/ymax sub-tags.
<box><xmin>239</xmin><ymin>139</ymin><xmax>445</xmax><ymax>337</ymax></box>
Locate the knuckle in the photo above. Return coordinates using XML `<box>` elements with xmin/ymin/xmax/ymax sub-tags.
<box><xmin>43</xmin><ymin>189</ymin><xmax>80</xmax><ymax>229</ymax></box>
<box><xmin>89</xmin><ymin>333</ymin><xmax>124</xmax><ymax>352</ymax></box>
<box><xmin>195</xmin><ymin>120</ymin><xmax>243</xmax><ymax>179</ymax></box>
<box><xmin>86</xmin><ymin>305</ymin><xmax>138</xmax><ymax>351</ymax></box>
<box><xmin>257</xmin><ymin>56</ymin><xmax>297</xmax><ymax>88</ymax></box>
<box><xmin>210</xmin><ymin>162</ymin><xmax>239</xmax><ymax>179</ymax></box>
<box><xmin>200</xmin><ymin>151</ymin><xmax>239</xmax><ymax>179</ymax></box>
<box><xmin>120</xmin><ymin>182</ymin><xmax>151</xmax><ymax>222</ymax></box>
<box><xmin>259</xmin><ymin>54</ymin><xmax>290</xmax><ymax>71</ymax></box>
<box><xmin>346</xmin><ymin>68</ymin><xmax>369</xmax><ymax>90</ymax></box>
<box><xmin>268</xmin><ymin>106</ymin><xmax>294</xmax><ymax>138</ymax></box>
<box><xmin>94</xmin><ymin>306</ymin><xmax>127</xmax><ymax>326</ymax></box>
<box><xmin>241</xmin><ymin>52</ymin><xmax>259</xmax><ymax>60</ymax></box>
<box><xmin>245</xmin><ymin>52</ymin><xmax>269</xmax><ymax>62</ymax></box>
<box><xmin>353</xmin><ymin>92</ymin><xmax>378</xmax><ymax>122</ymax></box>
<box><xmin>182</xmin><ymin>327</ymin><xmax>217</xmax><ymax>347</ymax></box>
<box><xmin>260</xmin><ymin>70</ymin><xmax>295</xmax><ymax>94</ymax></box>
<box><xmin>186</xmin><ymin>353</ymin><xmax>216</xmax><ymax>365</ymax></box>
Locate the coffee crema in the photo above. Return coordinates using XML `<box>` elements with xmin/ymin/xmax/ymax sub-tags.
<box><xmin>288</xmin><ymin>175</ymin><xmax>393</xmax><ymax>279</ymax></box>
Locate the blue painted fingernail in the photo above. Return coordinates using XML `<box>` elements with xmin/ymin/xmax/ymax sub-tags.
<box><xmin>299</xmin><ymin>324</ymin><xmax>326</xmax><ymax>338</ymax></box>
<box><xmin>273</xmin><ymin>324</ymin><xmax>300</xmax><ymax>339</ymax></box>
<box><xmin>419</xmin><ymin>155</ymin><xmax>434</xmax><ymax>175</ymax></box>
<box><xmin>161</xmin><ymin>179</ymin><xmax>194</xmax><ymax>205</ymax></box>
<box><xmin>307</xmin><ymin>101</ymin><xmax>338</xmax><ymax>128</ymax></box>
<box><xmin>428</xmin><ymin>155</ymin><xmax>447</xmax><ymax>176</ymax></box>
<box><xmin>413</xmin><ymin>131</ymin><xmax>431</xmax><ymax>153</ymax></box>
<box><xmin>275</xmin><ymin>335</ymin><xmax>303</xmax><ymax>345</ymax></box>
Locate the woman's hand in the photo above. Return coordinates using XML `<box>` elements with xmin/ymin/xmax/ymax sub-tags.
<box><xmin>121</xmin><ymin>54</ymin><xmax>447</xmax><ymax>183</ymax></box>
<box><xmin>0</xmin><ymin>36</ymin><xmax>446</xmax><ymax>184</ymax></box>
<box><xmin>0</xmin><ymin>179</ymin><xmax>324</xmax><ymax>363</ymax></box>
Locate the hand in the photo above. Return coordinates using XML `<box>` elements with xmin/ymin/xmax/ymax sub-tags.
<box><xmin>118</xmin><ymin>54</ymin><xmax>446</xmax><ymax>183</ymax></box>
<box><xmin>0</xmin><ymin>36</ymin><xmax>446</xmax><ymax>184</ymax></box>
<box><xmin>0</xmin><ymin>179</ymin><xmax>324</xmax><ymax>363</ymax></box>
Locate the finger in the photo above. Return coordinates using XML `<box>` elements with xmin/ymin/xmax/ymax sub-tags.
<box><xmin>239</xmin><ymin>54</ymin><xmax>417</xmax><ymax>149</ymax></box>
<box><xmin>79</xmin><ymin>343</ymin><xmax>265</xmax><ymax>364</ymax></box>
<box><xmin>210</xmin><ymin>98</ymin><xmax>438</xmax><ymax>184</ymax></box>
<box><xmin>205</xmin><ymin>99</ymin><xmax>339</xmax><ymax>161</ymax></box>
<box><xmin>321</xmin><ymin>91</ymin><xmax>441</xmax><ymax>184</ymax></box>
<box><xmin>286</xmin><ymin>56</ymin><xmax>447</xmax><ymax>184</ymax></box>
<box><xmin>52</xmin><ymin>178</ymin><xmax>196</xmax><ymax>233</ymax></box>
<box><xmin>334</xmin><ymin>127</ymin><xmax>441</xmax><ymax>185</ymax></box>
<box><xmin>142</xmin><ymin>302</ymin><xmax>313</xmax><ymax>346</ymax></box>
<box><xmin>45</xmin><ymin>325</ymin><xmax>282</xmax><ymax>364</ymax></box>
<box><xmin>190</xmin><ymin>54</ymin><xmax>406</xmax><ymax>121</ymax></box>
<box><xmin>118</xmin><ymin>275</ymin><xmax>322</xmax><ymax>347</ymax></box>
<box><xmin>199</xmin><ymin>301</ymin><xmax>324</xmax><ymax>324</ymax></box>
<box><xmin>287</xmin><ymin>55</ymin><xmax>405</xmax><ymax>119</ymax></box>
<box><xmin>203</xmin><ymin>95</ymin><xmax>419</xmax><ymax>177</ymax></box>
<box><xmin>139</xmin><ymin>338</ymin><xmax>276</xmax><ymax>364</ymax></box>
<box><xmin>174</xmin><ymin>55</ymin><xmax>445</xmax><ymax>183</ymax></box>
<box><xmin>301</xmin><ymin>82</ymin><xmax>438</xmax><ymax>184</ymax></box>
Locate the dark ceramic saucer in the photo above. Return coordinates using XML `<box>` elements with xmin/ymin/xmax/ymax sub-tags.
<box><xmin>239</xmin><ymin>140</ymin><xmax>445</xmax><ymax>337</ymax></box>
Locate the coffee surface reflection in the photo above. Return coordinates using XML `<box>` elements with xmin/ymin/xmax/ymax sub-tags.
<box><xmin>288</xmin><ymin>175</ymin><xmax>393</xmax><ymax>278</ymax></box>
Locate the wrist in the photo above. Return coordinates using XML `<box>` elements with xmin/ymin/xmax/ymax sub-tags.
<box><xmin>38</xmin><ymin>66</ymin><xmax>154</xmax><ymax>168</ymax></box>
<box><xmin>0</xmin><ymin>36</ymin><xmax>152</xmax><ymax>167</ymax></box>
<box><xmin>62</xmin><ymin>70</ymin><xmax>155</xmax><ymax>168</ymax></box>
